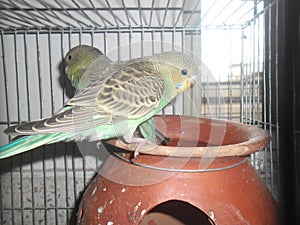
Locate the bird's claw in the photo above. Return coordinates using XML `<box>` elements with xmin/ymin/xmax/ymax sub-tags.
<box><xmin>126</xmin><ymin>138</ymin><xmax>156</xmax><ymax>158</ymax></box>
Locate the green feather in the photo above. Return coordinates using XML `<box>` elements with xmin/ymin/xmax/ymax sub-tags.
<box><xmin>0</xmin><ymin>133</ymin><xmax>61</xmax><ymax>158</ymax></box>
<box><xmin>139</xmin><ymin>118</ymin><xmax>156</xmax><ymax>144</ymax></box>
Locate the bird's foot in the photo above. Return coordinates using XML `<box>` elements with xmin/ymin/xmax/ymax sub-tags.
<box><xmin>127</xmin><ymin>137</ymin><xmax>157</xmax><ymax>158</ymax></box>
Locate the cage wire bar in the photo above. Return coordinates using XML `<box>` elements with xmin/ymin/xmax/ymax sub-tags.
<box><xmin>0</xmin><ymin>0</ymin><xmax>280</xmax><ymax>224</ymax></box>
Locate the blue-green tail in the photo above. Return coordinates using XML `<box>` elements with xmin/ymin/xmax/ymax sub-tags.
<box><xmin>0</xmin><ymin>133</ymin><xmax>63</xmax><ymax>159</ymax></box>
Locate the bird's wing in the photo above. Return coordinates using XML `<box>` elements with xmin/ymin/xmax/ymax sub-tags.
<box><xmin>69</xmin><ymin>59</ymin><xmax>165</xmax><ymax>117</ymax></box>
<box><xmin>5</xmin><ymin>60</ymin><xmax>166</xmax><ymax>135</ymax></box>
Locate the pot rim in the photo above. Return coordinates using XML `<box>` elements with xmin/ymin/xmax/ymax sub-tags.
<box><xmin>105</xmin><ymin>115</ymin><xmax>271</xmax><ymax>158</ymax></box>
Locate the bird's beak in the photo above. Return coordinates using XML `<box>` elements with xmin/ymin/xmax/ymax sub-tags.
<box><xmin>65</xmin><ymin>65</ymin><xmax>69</xmax><ymax>75</ymax></box>
<box><xmin>188</xmin><ymin>76</ymin><xmax>196</xmax><ymax>88</ymax></box>
<box><xmin>65</xmin><ymin>65</ymin><xmax>72</xmax><ymax>80</ymax></box>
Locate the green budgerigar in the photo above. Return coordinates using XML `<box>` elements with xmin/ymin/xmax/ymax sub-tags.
<box><xmin>0</xmin><ymin>51</ymin><xmax>198</xmax><ymax>159</ymax></box>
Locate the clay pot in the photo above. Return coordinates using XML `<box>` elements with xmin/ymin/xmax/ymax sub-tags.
<box><xmin>76</xmin><ymin>115</ymin><xmax>279</xmax><ymax>225</ymax></box>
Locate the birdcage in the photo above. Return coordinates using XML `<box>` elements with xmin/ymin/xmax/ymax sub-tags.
<box><xmin>0</xmin><ymin>0</ymin><xmax>294</xmax><ymax>224</ymax></box>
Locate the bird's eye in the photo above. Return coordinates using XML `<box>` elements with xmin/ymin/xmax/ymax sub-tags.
<box><xmin>181</xmin><ymin>69</ymin><xmax>188</xmax><ymax>75</ymax></box>
<box><xmin>68</xmin><ymin>55</ymin><xmax>72</xmax><ymax>60</ymax></box>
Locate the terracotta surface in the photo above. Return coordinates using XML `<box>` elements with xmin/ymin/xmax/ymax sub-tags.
<box><xmin>76</xmin><ymin>115</ymin><xmax>279</xmax><ymax>225</ymax></box>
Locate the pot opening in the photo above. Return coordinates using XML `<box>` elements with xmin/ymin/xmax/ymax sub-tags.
<box><xmin>155</xmin><ymin>115</ymin><xmax>255</xmax><ymax>147</ymax></box>
<box><xmin>140</xmin><ymin>200</ymin><xmax>215</xmax><ymax>225</ymax></box>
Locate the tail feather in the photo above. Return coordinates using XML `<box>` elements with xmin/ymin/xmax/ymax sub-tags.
<box><xmin>0</xmin><ymin>133</ymin><xmax>63</xmax><ymax>159</ymax></box>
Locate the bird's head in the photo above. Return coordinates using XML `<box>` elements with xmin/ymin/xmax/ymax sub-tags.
<box><xmin>64</xmin><ymin>45</ymin><xmax>104</xmax><ymax>88</ymax></box>
<box><xmin>150</xmin><ymin>51</ymin><xmax>198</xmax><ymax>94</ymax></box>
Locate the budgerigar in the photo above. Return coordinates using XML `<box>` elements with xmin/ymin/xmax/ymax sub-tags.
<box><xmin>0</xmin><ymin>51</ymin><xmax>198</xmax><ymax>159</ymax></box>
